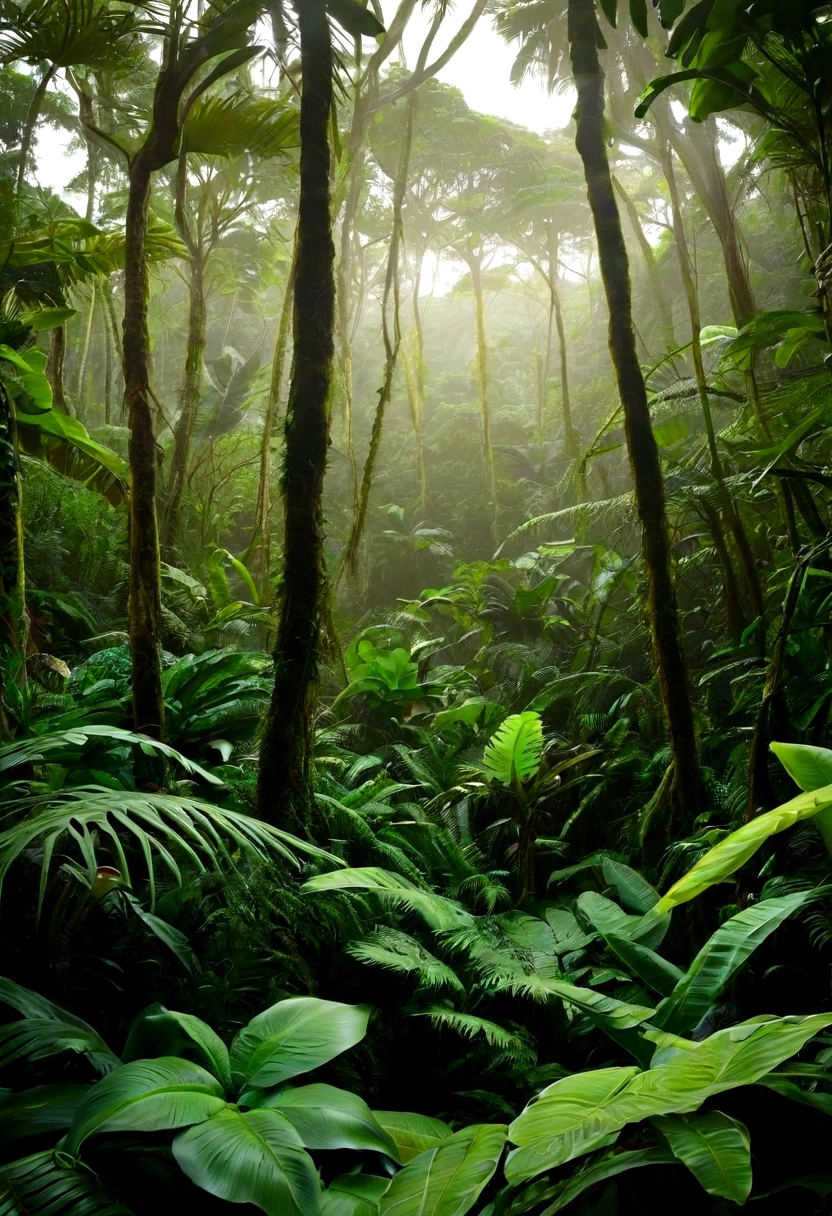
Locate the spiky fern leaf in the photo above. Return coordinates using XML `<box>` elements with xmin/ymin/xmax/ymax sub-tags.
<box><xmin>347</xmin><ymin>929</ymin><xmax>464</xmax><ymax>992</ymax></box>
<box><xmin>302</xmin><ymin>867</ymin><xmax>473</xmax><ymax>931</ymax></box>
<box><xmin>413</xmin><ymin>1008</ymin><xmax>534</xmax><ymax>1063</ymax></box>
<box><xmin>482</xmin><ymin>712</ymin><xmax>544</xmax><ymax>785</ymax></box>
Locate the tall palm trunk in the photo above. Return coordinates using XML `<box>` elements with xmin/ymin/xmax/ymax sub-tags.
<box><xmin>163</xmin><ymin>251</ymin><xmax>205</xmax><ymax>558</ymax></box>
<box><xmin>257</xmin><ymin>0</ymin><xmax>335</xmax><ymax>830</ymax></box>
<box><xmin>123</xmin><ymin>152</ymin><xmax>165</xmax><ymax>739</ymax></box>
<box><xmin>568</xmin><ymin>0</ymin><xmax>702</xmax><ymax>830</ymax></box>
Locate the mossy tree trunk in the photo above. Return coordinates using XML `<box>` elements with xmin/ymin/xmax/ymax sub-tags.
<box><xmin>567</xmin><ymin>0</ymin><xmax>702</xmax><ymax>831</ymax></box>
<box><xmin>0</xmin><ymin>384</ymin><xmax>26</xmax><ymax>739</ymax></box>
<box><xmin>257</xmin><ymin>0</ymin><xmax>335</xmax><ymax>831</ymax></box>
<box><xmin>123</xmin><ymin>151</ymin><xmax>165</xmax><ymax>739</ymax></box>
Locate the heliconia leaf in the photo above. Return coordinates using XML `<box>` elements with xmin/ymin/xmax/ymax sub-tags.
<box><xmin>230</xmin><ymin>997</ymin><xmax>370</xmax><ymax>1088</ymax></box>
<box><xmin>506</xmin><ymin>1014</ymin><xmax>832</xmax><ymax>1184</ymax></box>
<box><xmin>247</xmin><ymin>1083</ymin><xmax>398</xmax><ymax>1158</ymax></box>
<box><xmin>652</xmin><ymin>783</ymin><xmax>832</xmax><ymax>914</ymax></box>
<box><xmin>379</xmin><ymin>1123</ymin><xmax>507</xmax><ymax>1216</ymax></box>
<box><xmin>603</xmin><ymin>932</ymin><xmax>685</xmax><ymax>997</ymax></box>
<box><xmin>172</xmin><ymin>1106</ymin><xmax>321</xmax><ymax>1216</ymax></box>
<box><xmin>653</xmin><ymin>890</ymin><xmax>815</xmax><ymax>1034</ymax></box>
<box><xmin>323</xmin><ymin>1174</ymin><xmax>389</xmax><ymax>1216</ymax></box>
<box><xmin>63</xmin><ymin>1058</ymin><xmax>226</xmax><ymax>1155</ymax></box>
<box><xmin>373</xmin><ymin>1111</ymin><xmax>453</xmax><ymax>1164</ymax></box>
<box><xmin>652</xmin><ymin>1110</ymin><xmax>752</xmax><ymax>1202</ymax></box>
<box><xmin>600</xmin><ymin>858</ymin><xmax>660</xmax><ymax>914</ymax></box>
<box><xmin>482</xmin><ymin>712</ymin><xmax>543</xmax><ymax>786</ymax></box>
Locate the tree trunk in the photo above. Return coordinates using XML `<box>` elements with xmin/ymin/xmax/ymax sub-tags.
<box><xmin>547</xmin><ymin>222</ymin><xmax>578</xmax><ymax>461</ymax></box>
<box><xmin>568</xmin><ymin>0</ymin><xmax>702</xmax><ymax>831</ymax></box>
<box><xmin>466</xmin><ymin>250</ymin><xmax>497</xmax><ymax>519</ymax></box>
<box><xmin>46</xmin><ymin>325</ymin><xmax>69</xmax><ymax>415</ymax></box>
<box><xmin>123</xmin><ymin>154</ymin><xmax>165</xmax><ymax>739</ymax></box>
<box><xmin>163</xmin><ymin>250</ymin><xmax>206</xmax><ymax>558</ymax></box>
<box><xmin>257</xmin><ymin>0</ymin><xmax>335</xmax><ymax>831</ymax></box>
<box><xmin>0</xmin><ymin>384</ymin><xmax>26</xmax><ymax>738</ymax></box>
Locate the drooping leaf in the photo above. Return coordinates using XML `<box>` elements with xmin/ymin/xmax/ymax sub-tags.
<box><xmin>248</xmin><ymin>1084</ymin><xmax>397</xmax><ymax>1157</ymax></box>
<box><xmin>121</xmin><ymin>1006</ymin><xmax>231</xmax><ymax>1091</ymax></box>
<box><xmin>506</xmin><ymin>1014</ymin><xmax>832</xmax><ymax>1183</ymax></box>
<box><xmin>347</xmin><ymin>929</ymin><xmax>463</xmax><ymax>992</ymax></box>
<box><xmin>64</xmin><ymin>1058</ymin><xmax>226</xmax><ymax>1155</ymax></box>
<box><xmin>230</xmin><ymin>998</ymin><xmax>370</xmax><ymax>1088</ymax></box>
<box><xmin>540</xmin><ymin>1146</ymin><xmax>676</xmax><ymax>1214</ymax></box>
<box><xmin>373</xmin><ymin>1111</ymin><xmax>453</xmax><ymax>1164</ymax></box>
<box><xmin>0</xmin><ymin>977</ymin><xmax>119</xmax><ymax>1075</ymax></box>
<box><xmin>652</xmin><ymin>1110</ymin><xmax>752</xmax><ymax>1202</ymax></box>
<box><xmin>172</xmin><ymin>1106</ymin><xmax>320</xmax><ymax>1216</ymax></box>
<box><xmin>653</xmin><ymin>890</ymin><xmax>815</xmax><ymax>1034</ymax></box>
<box><xmin>379</xmin><ymin>1123</ymin><xmax>507</xmax><ymax>1216</ymax></box>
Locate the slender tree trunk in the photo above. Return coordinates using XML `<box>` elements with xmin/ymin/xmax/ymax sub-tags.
<box><xmin>0</xmin><ymin>384</ymin><xmax>26</xmax><ymax>738</ymax></box>
<box><xmin>568</xmin><ymin>0</ymin><xmax>702</xmax><ymax>831</ymax></box>
<box><xmin>123</xmin><ymin>154</ymin><xmax>165</xmax><ymax>739</ymax></box>
<box><xmin>46</xmin><ymin>325</ymin><xmax>69</xmax><ymax>415</ymax></box>
<box><xmin>611</xmin><ymin>174</ymin><xmax>676</xmax><ymax>349</ymax></box>
<box><xmin>73</xmin><ymin>283</ymin><xmax>97</xmax><ymax>419</ymax></box>
<box><xmin>15</xmin><ymin>64</ymin><xmax>56</xmax><ymax>205</ymax></box>
<box><xmin>466</xmin><ymin>251</ymin><xmax>497</xmax><ymax>519</ymax></box>
<box><xmin>257</xmin><ymin>0</ymin><xmax>335</xmax><ymax>830</ymax></box>
<box><xmin>547</xmin><ymin>223</ymin><xmax>578</xmax><ymax>461</ymax></box>
<box><xmin>163</xmin><ymin>250</ymin><xmax>206</xmax><ymax>557</ymax></box>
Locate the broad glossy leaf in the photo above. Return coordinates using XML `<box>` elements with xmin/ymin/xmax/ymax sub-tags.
<box><xmin>541</xmin><ymin>1146</ymin><xmax>676</xmax><ymax>1214</ymax></box>
<box><xmin>654</xmin><ymin>890</ymin><xmax>814</xmax><ymax>1034</ymax></box>
<box><xmin>64</xmin><ymin>1058</ymin><xmax>226</xmax><ymax>1154</ymax></box>
<box><xmin>652</xmin><ymin>1110</ymin><xmax>751</xmax><ymax>1202</ymax></box>
<box><xmin>230</xmin><ymin>997</ymin><xmax>370</xmax><ymax>1087</ymax></box>
<box><xmin>603</xmin><ymin>932</ymin><xmax>684</xmax><ymax>997</ymax></box>
<box><xmin>483</xmin><ymin>712</ymin><xmax>543</xmax><ymax>785</ymax></box>
<box><xmin>373</xmin><ymin>1111</ymin><xmax>453</xmax><ymax>1163</ymax></box>
<box><xmin>507</xmin><ymin>1014</ymin><xmax>832</xmax><ymax>1183</ymax></box>
<box><xmin>323</xmin><ymin>1174</ymin><xmax>389</xmax><ymax>1216</ymax></box>
<box><xmin>250</xmin><ymin>1084</ymin><xmax>397</xmax><ymax>1157</ymax></box>
<box><xmin>380</xmin><ymin>1123</ymin><xmax>507</xmax><ymax>1216</ymax></box>
<box><xmin>173</xmin><ymin>1106</ymin><xmax>320</xmax><ymax>1216</ymax></box>
<box><xmin>600</xmin><ymin>858</ymin><xmax>660</xmax><ymax>914</ymax></box>
<box><xmin>122</xmin><ymin>1006</ymin><xmax>231</xmax><ymax>1091</ymax></box>
<box><xmin>653</xmin><ymin>785</ymin><xmax>832</xmax><ymax>914</ymax></box>
<box><xmin>771</xmin><ymin>742</ymin><xmax>832</xmax><ymax>792</ymax></box>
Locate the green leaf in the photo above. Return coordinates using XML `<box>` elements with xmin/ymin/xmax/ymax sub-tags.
<box><xmin>0</xmin><ymin>1084</ymin><xmax>87</xmax><ymax>1146</ymax></box>
<box><xmin>506</xmin><ymin>1014</ymin><xmax>832</xmax><ymax>1183</ymax></box>
<box><xmin>323</xmin><ymin>1175</ymin><xmax>389</xmax><ymax>1216</ymax></box>
<box><xmin>22</xmin><ymin>306</ymin><xmax>77</xmax><ymax>331</ymax></box>
<box><xmin>598</xmin><ymin>0</ymin><xmax>617</xmax><ymax>27</ymax></box>
<box><xmin>629</xmin><ymin>0</ymin><xmax>648</xmax><ymax>37</ymax></box>
<box><xmin>121</xmin><ymin>1006</ymin><xmax>232</xmax><ymax>1091</ymax></box>
<box><xmin>379</xmin><ymin>1123</ymin><xmax>507</xmax><ymax>1216</ymax></box>
<box><xmin>652</xmin><ymin>1110</ymin><xmax>752</xmax><ymax>1202</ymax></box>
<box><xmin>16</xmin><ymin>409</ymin><xmax>126</xmax><ymax>503</ymax></box>
<box><xmin>303</xmin><ymin>868</ymin><xmax>473</xmax><ymax>931</ymax></box>
<box><xmin>373</xmin><ymin>1111</ymin><xmax>453</xmax><ymax>1164</ymax></box>
<box><xmin>653</xmin><ymin>783</ymin><xmax>832</xmax><ymax>914</ymax></box>
<box><xmin>230</xmin><ymin>997</ymin><xmax>370</xmax><ymax>1088</ymax></box>
<box><xmin>603</xmin><ymin>933</ymin><xmax>685</xmax><ymax>998</ymax></box>
<box><xmin>0</xmin><ymin>976</ymin><xmax>120</xmax><ymax>1075</ymax></box>
<box><xmin>63</xmin><ymin>1058</ymin><xmax>226</xmax><ymax>1155</ymax></box>
<box><xmin>172</xmin><ymin>1106</ymin><xmax>321</xmax><ymax>1216</ymax></box>
<box><xmin>326</xmin><ymin>0</ymin><xmax>385</xmax><ymax>38</ymax></box>
<box><xmin>771</xmin><ymin>742</ymin><xmax>832</xmax><ymax>792</ymax></box>
<box><xmin>540</xmin><ymin>1147</ymin><xmax>676</xmax><ymax>1214</ymax></box>
<box><xmin>0</xmin><ymin>1150</ymin><xmax>131</xmax><ymax>1215</ymax></box>
<box><xmin>248</xmin><ymin>1084</ymin><xmax>397</xmax><ymax>1157</ymax></box>
<box><xmin>347</xmin><ymin>928</ymin><xmax>464</xmax><ymax>992</ymax></box>
<box><xmin>600</xmin><ymin>858</ymin><xmax>660</xmax><ymax>914</ymax></box>
<box><xmin>482</xmin><ymin>712</ymin><xmax>543</xmax><ymax>785</ymax></box>
<box><xmin>654</xmin><ymin>890</ymin><xmax>815</xmax><ymax>1034</ymax></box>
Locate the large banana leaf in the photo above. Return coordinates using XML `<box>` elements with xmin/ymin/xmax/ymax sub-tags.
<box><xmin>379</xmin><ymin>1123</ymin><xmax>507</xmax><ymax>1216</ymax></box>
<box><xmin>506</xmin><ymin>1013</ymin><xmax>832</xmax><ymax>1183</ymax></box>
<box><xmin>372</xmin><ymin>1112</ymin><xmax>453</xmax><ymax>1164</ymax></box>
<box><xmin>64</xmin><ymin>1058</ymin><xmax>226</xmax><ymax>1155</ymax></box>
<box><xmin>0</xmin><ymin>1150</ymin><xmax>131</xmax><ymax>1216</ymax></box>
<box><xmin>653</xmin><ymin>889</ymin><xmax>815</xmax><ymax>1034</ymax></box>
<box><xmin>250</xmin><ymin>1083</ymin><xmax>397</xmax><ymax>1157</ymax></box>
<box><xmin>172</xmin><ymin>1106</ymin><xmax>320</xmax><ymax>1216</ymax></box>
<box><xmin>482</xmin><ymin>712</ymin><xmax>543</xmax><ymax>785</ymax></box>
<box><xmin>653</xmin><ymin>782</ymin><xmax>832</xmax><ymax>914</ymax></box>
<box><xmin>652</xmin><ymin>1110</ymin><xmax>752</xmax><ymax>1202</ymax></box>
<box><xmin>230</xmin><ymin>998</ymin><xmax>370</xmax><ymax>1088</ymax></box>
<box><xmin>0</xmin><ymin>977</ymin><xmax>119</xmax><ymax>1075</ymax></box>
<box><xmin>17</xmin><ymin>410</ymin><xmax>128</xmax><ymax>506</ymax></box>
